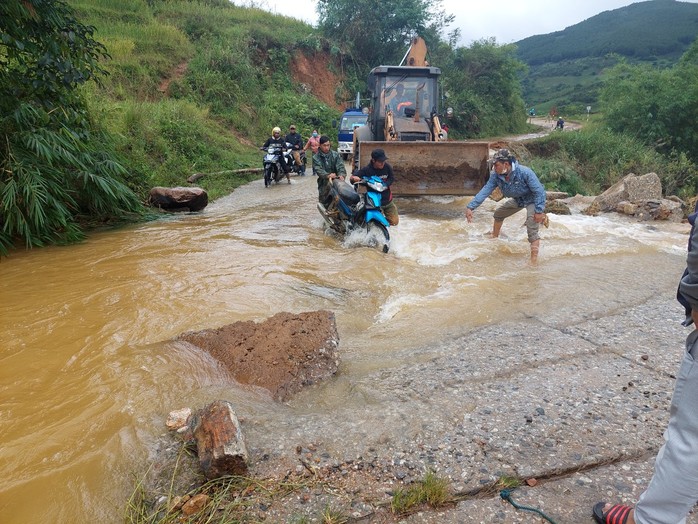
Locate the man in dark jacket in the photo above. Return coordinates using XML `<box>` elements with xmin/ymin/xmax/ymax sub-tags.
<box><xmin>285</xmin><ymin>124</ymin><xmax>305</xmax><ymax>175</ymax></box>
<box><xmin>350</xmin><ymin>148</ymin><xmax>399</xmax><ymax>225</ymax></box>
<box><xmin>313</xmin><ymin>135</ymin><xmax>346</xmax><ymax>208</ymax></box>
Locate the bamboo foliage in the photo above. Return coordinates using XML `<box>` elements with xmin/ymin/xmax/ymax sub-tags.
<box><xmin>0</xmin><ymin>0</ymin><xmax>141</xmax><ymax>255</ymax></box>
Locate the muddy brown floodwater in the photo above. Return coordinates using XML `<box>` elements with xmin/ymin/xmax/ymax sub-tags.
<box><xmin>0</xmin><ymin>174</ymin><xmax>690</xmax><ymax>523</ymax></box>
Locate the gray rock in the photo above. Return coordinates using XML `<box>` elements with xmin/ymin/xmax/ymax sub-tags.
<box><xmin>594</xmin><ymin>173</ymin><xmax>662</xmax><ymax>212</ymax></box>
<box><xmin>148</xmin><ymin>186</ymin><xmax>208</xmax><ymax>212</ymax></box>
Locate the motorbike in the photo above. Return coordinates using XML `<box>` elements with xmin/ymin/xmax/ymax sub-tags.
<box><xmin>317</xmin><ymin>175</ymin><xmax>391</xmax><ymax>253</ymax></box>
<box><xmin>261</xmin><ymin>143</ymin><xmax>307</xmax><ymax>187</ymax></box>
<box><xmin>285</xmin><ymin>145</ymin><xmax>306</xmax><ymax>176</ymax></box>
<box><xmin>261</xmin><ymin>144</ymin><xmax>291</xmax><ymax>187</ymax></box>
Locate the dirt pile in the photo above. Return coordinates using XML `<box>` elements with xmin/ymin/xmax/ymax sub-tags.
<box><xmin>290</xmin><ymin>51</ymin><xmax>346</xmax><ymax>110</ymax></box>
<box><xmin>177</xmin><ymin>310</ymin><xmax>340</xmax><ymax>401</ymax></box>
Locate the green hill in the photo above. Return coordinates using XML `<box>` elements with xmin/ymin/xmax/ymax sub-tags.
<box><xmin>66</xmin><ymin>0</ymin><xmax>346</xmax><ymax>197</ymax></box>
<box><xmin>516</xmin><ymin>0</ymin><xmax>698</xmax><ymax>114</ymax></box>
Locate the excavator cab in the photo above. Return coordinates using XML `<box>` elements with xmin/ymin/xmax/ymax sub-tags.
<box><xmin>380</xmin><ymin>77</ymin><xmax>433</xmax><ymax>119</ymax></box>
<box><xmin>367</xmin><ymin>66</ymin><xmax>441</xmax><ymax>142</ymax></box>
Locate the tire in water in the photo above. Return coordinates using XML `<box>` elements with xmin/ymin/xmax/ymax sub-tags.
<box><xmin>367</xmin><ymin>221</ymin><xmax>390</xmax><ymax>253</ymax></box>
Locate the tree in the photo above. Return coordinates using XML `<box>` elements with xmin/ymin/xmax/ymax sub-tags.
<box><xmin>0</xmin><ymin>0</ymin><xmax>141</xmax><ymax>254</ymax></box>
<box><xmin>601</xmin><ymin>40</ymin><xmax>698</xmax><ymax>163</ymax></box>
<box><xmin>441</xmin><ymin>39</ymin><xmax>527</xmax><ymax>137</ymax></box>
<box><xmin>316</xmin><ymin>0</ymin><xmax>453</xmax><ymax>72</ymax></box>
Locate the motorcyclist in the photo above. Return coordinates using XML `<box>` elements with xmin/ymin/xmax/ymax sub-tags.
<box><xmin>285</xmin><ymin>124</ymin><xmax>305</xmax><ymax>175</ymax></box>
<box><xmin>349</xmin><ymin>148</ymin><xmax>399</xmax><ymax>226</ymax></box>
<box><xmin>261</xmin><ymin>127</ymin><xmax>291</xmax><ymax>176</ymax></box>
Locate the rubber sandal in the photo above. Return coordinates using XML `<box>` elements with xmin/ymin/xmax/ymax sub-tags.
<box><xmin>593</xmin><ymin>502</ymin><xmax>632</xmax><ymax>524</ymax></box>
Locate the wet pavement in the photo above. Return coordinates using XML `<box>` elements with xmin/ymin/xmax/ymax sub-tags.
<box><xmin>397</xmin><ymin>291</ymin><xmax>698</xmax><ymax>523</ymax></box>
<box><xmin>242</xmin><ymin>289</ymin><xmax>698</xmax><ymax>523</ymax></box>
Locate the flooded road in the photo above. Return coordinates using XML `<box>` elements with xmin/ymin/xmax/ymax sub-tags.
<box><xmin>0</xmin><ymin>174</ymin><xmax>689</xmax><ymax>522</ymax></box>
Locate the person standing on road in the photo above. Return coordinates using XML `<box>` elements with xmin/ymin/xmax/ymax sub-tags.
<box><xmin>349</xmin><ymin>148</ymin><xmax>399</xmax><ymax>226</ymax></box>
<box><xmin>285</xmin><ymin>124</ymin><xmax>305</xmax><ymax>175</ymax></box>
<box><xmin>313</xmin><ymin>135</ymin><xmax>346</xmax><ymax>208</ymax></box>
<box><xmin>464</xmin><ymin>148</ymin><xmax>547</xmax><ymax>263</ymax></box>
<box><xmin>303</xmin><ymin>130</ymin><xmax>321</xmax><ymax>175</ymax></box>
<box><xmin>592</xmin><ymin>201</ymin><xmax>698</xmax><ymax>524</ymax></box>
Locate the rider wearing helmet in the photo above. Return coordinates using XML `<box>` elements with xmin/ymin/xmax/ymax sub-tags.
<box><xmin>262</xmin><ymin>127</ymin><xmax>291</xmax><ymax>175</ymax></box>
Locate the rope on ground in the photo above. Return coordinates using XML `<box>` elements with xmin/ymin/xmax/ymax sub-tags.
<box><xmin>500</xmin><ymin>489</ymin><xmax>558</xmax><ymax>524</ymax></box>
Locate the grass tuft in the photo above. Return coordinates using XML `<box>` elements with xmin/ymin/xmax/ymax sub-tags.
<box><xmin>390</xmin><ymin>470</ymin><xmax>451</xmax><ymax>516</ymax></box>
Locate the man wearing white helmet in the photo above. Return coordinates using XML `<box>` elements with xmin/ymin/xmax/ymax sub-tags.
<box><xmin>261</xmin><ymin>127</ymin><xmax>291</xmax><ymax>180</ymax></box>
<box><xmin>465</xmin><ymin>148</ymin><xmax>547</xmax><ymax>263</ymax></box>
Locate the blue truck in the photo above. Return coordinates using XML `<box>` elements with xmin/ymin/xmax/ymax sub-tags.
<box><xmin>336</xmin><ymin>107</ymin><xmax>368</xmax><ymax>161</ymax></box>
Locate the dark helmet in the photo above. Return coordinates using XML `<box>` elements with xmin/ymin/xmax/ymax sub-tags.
<box><xmin>492</xmin><ymin>148</ymin><xmax>512</xmax><ymax>163</ymax></box>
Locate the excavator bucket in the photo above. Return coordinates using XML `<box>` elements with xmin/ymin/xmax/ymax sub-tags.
<box><xmin>358</xmin><ymin>141</ymin><xmax>491</xmax><ymax>196</ymax></box>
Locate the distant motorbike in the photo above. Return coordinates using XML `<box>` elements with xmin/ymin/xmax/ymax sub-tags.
<box><xmin>261</xmin><ymin>144</ymin><xmax>290</xmax><ymax>187</ymax></box>
<box><xmin>317</xmin><ymin>175</ymin><xmax>391</xmax><ymax>253</ymax></box>
<box><xmin>285</xmin><ymin>146</ymin><xmax>306</xmax><ymax>176</ymax></box>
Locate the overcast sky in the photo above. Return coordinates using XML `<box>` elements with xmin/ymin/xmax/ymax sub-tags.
<box><xmin>248</xmin><ymin>0</ymin><xmax>698</xmax><ymax>45</ymax></box>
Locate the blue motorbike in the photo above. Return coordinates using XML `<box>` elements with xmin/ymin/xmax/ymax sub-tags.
<box><xmin>317</xmin><ymin>175</ymin><xmax>391</xmax><ymax>253</ymax></box>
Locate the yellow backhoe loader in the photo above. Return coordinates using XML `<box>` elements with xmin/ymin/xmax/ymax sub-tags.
<box><xmin>353</xmin><ymin>37</ymin><xmax>490</xmax><ymax>196</ymax></box>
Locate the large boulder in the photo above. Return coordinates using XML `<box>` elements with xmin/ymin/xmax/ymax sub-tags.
<box><xmin>545</xmin><ymin>199</ymin><xmax>571</xmax><ymax>215</ymax></box>
<box><xmin>148</xmin><ymin>186</ymin><xmax>208</xmax><ymax>212</ymax></box>
<box><xmin>633</xmin><ymin>199</ymin><xmax>685</xmax><ymax>222</ymax></box>
<box><xmin>545</xmin><ymin>191</ymin><xmax>570</xmax><ymax>201</ymax></box>
<box><xmin>177</xmin><ymin>311</ymin><xmax>340</xmax><ymax>401</ymax></box>
<box><xmin>592</xmin><ymin>173</ymin><xmax>662</xmax><ymax>212</ymax></box>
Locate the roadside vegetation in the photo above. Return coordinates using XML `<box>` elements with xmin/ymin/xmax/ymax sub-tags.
<box><xmin>124</xmin><ymin>447</ymin><xmax>455</xmax><ymax>524</ymax></box>
<box><xmin>525</xmin><ymin>125</ymin><xmax>697</xmax><ymax>200</ymax></box>
<box><xmin>390</xmin><ymin>470</ymin><xmax>451</xmax><ymax>516</ymax></box>
<box><xmin>527</xmin><ymin>38</ymin><xmax>698</xmax><ymax>201</ymax></box>
<box><xmin>0</xmin><ymin>0</ymin><xmax>143</xmax><ymax>255</ymax></box>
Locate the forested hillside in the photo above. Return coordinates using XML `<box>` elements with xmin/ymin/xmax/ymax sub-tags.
<box><xmin>517</xmin><ymin>0</ymin><xmax>698</xmax><ymax>65</ymax></box>
<box><xmin>516</xmin><ymin>0</ymin><xmax>698</xmax><ymax>114</ymax></box>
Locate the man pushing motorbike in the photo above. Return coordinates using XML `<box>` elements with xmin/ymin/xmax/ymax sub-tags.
<box><xmin>349</xmin><ymin>148</ymin><xmax>399</xmax><ymax>226</ymax></box>
<box><xmin>313</xmin><ymin>135</ymin><xmax>346</xmax><ymax>209</ymax></box>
